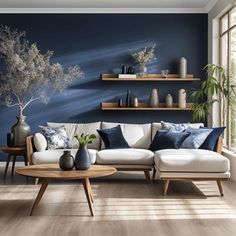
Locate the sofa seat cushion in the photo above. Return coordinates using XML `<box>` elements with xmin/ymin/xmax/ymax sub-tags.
<box><xmin>96</xmin><ymin>148</ymin><xmax>154</xmax><ymax>165</ymax></box>
<box><xmin>33</xmin><ymin>149</ymin><xmax>97</xmax><ymax>165</ymax></box>
<box><xmin>154</xmin><ymin>149</ymin><xmax>230</xmax><ymax>173</ymax></box>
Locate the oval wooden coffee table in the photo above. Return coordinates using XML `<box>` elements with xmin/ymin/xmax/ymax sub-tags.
<box><xmin>16</xmin><ymin>164</ymin><xmax>116</xmax><ymax>216</ymax></box>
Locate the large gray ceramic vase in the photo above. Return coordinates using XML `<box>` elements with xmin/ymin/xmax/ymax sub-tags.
<box><xmin>75</xmin><ymin>144</ymin><xmax>91</xmax><ymax>170</ymax></box>
<box><xmin>11</xmin><ymin>116</ymin><xmax>30</xmax><ymax>147</ymax></box>
<box><xmin>148</xmin><ymin>89</ymin><xmax>159</xmax><ymax>107</ymax></box>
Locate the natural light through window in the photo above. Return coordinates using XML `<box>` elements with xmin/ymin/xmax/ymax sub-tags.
<box><xmin>220</xmin><ymin>6</ymin><xmax>236</xmax><ymax>150</ymax></box>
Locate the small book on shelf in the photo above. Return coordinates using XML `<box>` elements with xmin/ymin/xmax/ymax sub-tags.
<box><xmin>118</xmin><ymin>74</ymin><xmax>137</xmax><ymax>79</ymax></box>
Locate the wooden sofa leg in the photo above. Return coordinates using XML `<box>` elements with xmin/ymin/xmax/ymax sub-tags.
<box><xmin>217</xmin><ymin>180</ymin><xmax>224</xmax><ymax>196</ymax></box>
<box><xmin>35</xmin><ymin>178</ymin><xmax>39</xmax><ymax>185</ymax></box>
<box><xmin>163</xmin><ymin>179</ymin><xmax>170</xmax><ymax>196</ymax></box>
<box><xmin>152</xmin><ymin>168</ymin><xmax>156</xmax><ymax>181</ymax></box>
<box><xmin>144</xmin><ymin>171</ymin><xmax>151</xmax><ymax>184</ymax></box>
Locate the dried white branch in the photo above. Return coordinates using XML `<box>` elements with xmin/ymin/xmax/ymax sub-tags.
<box><xmin>0</xmin><ymin>25</ymin><xmax>83</xmax><ymax>115</ymax></box>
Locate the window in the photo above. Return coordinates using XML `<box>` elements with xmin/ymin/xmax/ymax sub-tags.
<box><xmin>220</xmin><ymin>6</ymin><xmax>236</xmax><ymax>150</ymax></box>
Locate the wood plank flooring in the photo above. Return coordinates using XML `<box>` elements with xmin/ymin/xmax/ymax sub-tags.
<box><xmin>1</xmin><ymin>165</ymin><xmax>236</xmax><ymax>236</ymax></box>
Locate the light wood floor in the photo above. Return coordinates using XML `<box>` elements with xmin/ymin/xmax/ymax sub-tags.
<box><xmin>1</xmin><ymin>165</ymin><xmax>236</xmax><ymax>236</ymax></box>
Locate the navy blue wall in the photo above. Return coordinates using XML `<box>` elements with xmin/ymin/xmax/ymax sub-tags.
<box><xmin>0</xmin><ymin>14</ymin><xmax>207</xmax><ymax>156</ymax></box>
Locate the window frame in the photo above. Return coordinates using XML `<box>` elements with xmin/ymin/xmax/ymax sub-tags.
<box><xmin>219</xmin><ymin>5</ymin><xmax>236</xmax><ymax>149</ymax></box>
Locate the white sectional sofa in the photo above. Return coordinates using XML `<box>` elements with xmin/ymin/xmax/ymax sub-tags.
<box><xmin>26</xmin><ymin>121</ymin><xmax>230</xmax><ymax>196</ymax></box>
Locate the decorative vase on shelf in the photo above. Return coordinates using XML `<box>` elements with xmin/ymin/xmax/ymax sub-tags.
<box><xmin>11</xmin><ymin>116</ymin><xmax>30</xmax><ymax>147</ymax></box>
<box><xmin>139</xmin><ymin>62</ymin><xmax>147</xmax><ymax>77</ymax></box>
<box><xmin>59</xmin><ymin>151</ymin><xmax>74</xmax><ymax>171</ymax></box>
<box><xmin>126</xmin><ymin>89</ymin><xmax>132</xmax><ymax>107</ymax></box>
<box><xmin>149</xmin><ymin>89</ymin><xmax>159</xmax><ymax>107</ymax></box>
<box><xmin>165</xmin><ymin>94</ymin><xmax>173</xmax><ymax>108</ymax></box>
<box><xmin>75</xmin><ymin>144</ymin><xmax>91</xmax><ymax>170</ymax></box>
<box><xmin>179</xmin><ymin>57</ymin><xmax>187</xmax><ymax>78</ymax></box>
<box><xmin>133</xmin><ymin>97</ymin><xmax>139</xmax><ymax>108</ymax></box>
<box><xmin>178</xmin><ymin>89</ymin><xmax>186</xmax><ymax>108</ymax></box>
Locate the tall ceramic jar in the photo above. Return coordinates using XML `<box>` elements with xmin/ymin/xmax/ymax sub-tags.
<box><xmin>11</xmin><ymin>116</ymin><xmax>30</xmax><ymax>147</ymax></box>
<box><xmin>178</xmin><ymin>89</ymin><xmax>186</xmax><ymax>108</ymax></box>
<box><xmin>75</xmin><ymin>144</ymin><xmax>91</xmax><ymax>170</ymax></box>
<box><xmin>165</xmin><ymin>94</ymin><xmax>173</xmax><ymax>108</ymax></box>
<box><xmin>149</xmin><ymin>89</ymin><xmax>159</xmax><ymax>107</ymax></box>
<box><xmin>179</xmin><ymin>57</ymin><xmax>187</xmax><ymax>78</ymax></box>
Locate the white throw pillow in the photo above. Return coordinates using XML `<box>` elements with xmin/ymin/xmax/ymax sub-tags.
<box><xmin>33</xmin><ymin>133</ymin><xmax>47</xmax><ymax>151</ymax></box>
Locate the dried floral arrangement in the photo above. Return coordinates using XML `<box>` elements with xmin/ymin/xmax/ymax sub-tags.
<box><xmin>130</xmin><ymin>43</ymin><xmax>156</xmax><ymax>64</ymax></box>
<box><xmin>0</xmin><ymin>25</ymin><xmax>83</xmax><ymax>116</ymax></box>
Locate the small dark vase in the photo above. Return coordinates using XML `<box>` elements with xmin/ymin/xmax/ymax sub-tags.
<box><xmin>126</xmin><ymin>89</ymin><xmax>132</xmax><ymax>107</ymax></box>
<box><xmin>75</xmin><ymin>144</ymin><xmax>91</xmax><ymax>170</ymax></box>
<box><xmin>59</xmin><ymin>151</ymin><xmax>74</xmax><ymax>171</ymax></box>
<box><xmin>11</xmin><ymin>116</ymin><xmax>30</xmax><ymax>147</ymax></box>
<box><xmin>7</xmin><ymin>133</ymin><xmax>14</xmax><ymax>147</ymax></box>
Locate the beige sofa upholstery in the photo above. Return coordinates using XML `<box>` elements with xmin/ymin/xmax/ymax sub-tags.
<box><xmin>97</xmin><ymin>148</ymin><xmax>154</xmax><ymax>165</ymax></box>
<box><xmin>154</xmin><ymin>149</ymin><xmax>230</xmax><ymax>173</ymax></box>
<box><xmin>26</xmin><ymin>121</ymin><xmax>230</xmax><ymax>195</ymax></box>
<box><xmin>33</xmin><ymin>149</ymin><xmax>97</xmax><ymax>165</ymax></box>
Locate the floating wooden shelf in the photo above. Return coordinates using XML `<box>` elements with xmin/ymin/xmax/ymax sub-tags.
<box><xmin>101</xmin><ymin>102</ymin><xmax>193</xmax><ymax>111</ymax></box>
<box><xmin>101</xmin><ymin>74</ymin><xmax>200</xmax><ymax>81</ymax></box>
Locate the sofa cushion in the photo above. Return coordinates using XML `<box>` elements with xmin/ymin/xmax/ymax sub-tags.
<box><xmin>39</xmin><ymin>126</ymin><xmax>71</xmax><ymax>150</ymax></box>
<box><xmin>154</xmin><ymin>149</ymin><xmax>230</xmax><ymax>173</ymax></box>
<box><xmin>97</xmin><ymin>125</ymin><xmax>130</xmax><ymax>149</ymax></box>
<box><xmin>96</xmin><ymin>148</ymin><xmax>154</xmax><ymax>165</ymax></box>
<box><xmin>33</xmin><ymin>133</ymin><xmax>47</xmax><ymax>151</ymax></box>
<box><xmin>47</xmin><ymin>122</ymin><xmax>101</xmax><ymax>150</ymax></box>
<box><xmin>32</xmin><ymin>149</ymin><xmax>97</xmax><ymax>165</ymax></box>
<box><xmin>152</xmin><ymin>122</ymin><xmax>204</xmax><ymax>139</ymax></box>
<box><xmin>181</xmin><ymin>128</ymin><xmax>213</xmax><ymax>149</ymax></box>
<box><xmin>101</xmin><ymin>122</ymin><xmax>151</xmax><ymax>149</ymax></box>
<box><xmin>199</xmin><ymin>127</ymin><xmax>225</xmax><ymax>150</ymax></box>
<box><xmin>149</xmin><ymin>130</ymin><xmax>190</xmax><ymax>151</ymax></box>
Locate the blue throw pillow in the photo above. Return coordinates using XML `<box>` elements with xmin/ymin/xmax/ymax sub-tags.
<box><xmin>97</xmin><ymin>125</ymin><xmax>130</xmax><ymax>149</ymax></box>
<box><xmin>181</xmin><ymin>128</ymin><xmax>213</xmax><ymax>149</ymax></box>
<box><xmin>199</xmin><ymin>127</ymin><xmax>225</xmax><ymax>150</ymax></box>
<box><xmin>149</xmin><ymin>130</ymin><xmax>190</xmax><ymax>151</ymax></box>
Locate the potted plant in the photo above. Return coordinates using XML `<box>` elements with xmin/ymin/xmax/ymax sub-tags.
<box><xmin>130</xmin><ymin>43</ymin><xmax>156</xmax><ymax>77</ymax></box>
<box><xmin>0</xmin><ymin>25</ymin><xmax>83</xmax><ymax>146</ymax></box>
<box><xmin>190</xmin><ymin>64</ymin><xmax>236</xmax><ymax>123</ymax></box>
<box><xmin>74</xmin><ymin>133</ymin><xmax>97</xmax><ymax>170</ymax></box>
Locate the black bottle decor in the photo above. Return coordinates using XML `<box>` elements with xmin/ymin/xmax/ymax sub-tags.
<box><xmin>126</xmin><ymin>89</ymin><xmax>132</xmax><ymax>107</ymax></box>
<box><xmin>59</xmin><ymin>151</ymin><xmax>74</xmax><ymax>170</ymax></box>
<box><xmin>127</xmin><ymin>66</ymin><xmax>135</xmax><ymax>74</ymax></box>
<box><xmin>75</xmin><ymin>144</ymin><xmax>91</xmax><ymax>170</ymax></box>
<box><xmin>122</xmin><ymin>65</ymin><xmax>128</xmax><ymax>74</ymax></box>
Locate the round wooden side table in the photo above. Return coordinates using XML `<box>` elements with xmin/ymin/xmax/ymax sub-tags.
<box><xmin>0</xmin><ymin>146</ymin><xmax>27</xmax><ymax>179</ymax></box>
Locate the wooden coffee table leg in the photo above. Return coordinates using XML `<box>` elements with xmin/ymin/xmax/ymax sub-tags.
<box><xmin>82</xmin><ymin>178</ymin><xmax>94</xmax><ymax>216</ymax></box>
<box><xmin>30</xmin><ymin>178</ymin><xmax>49</xmax><ymax>216</ymax></box>
<box><xmin>86</xmin><ymin>179</ymin><xmax>94</xmax><ymax>203</ymax></box>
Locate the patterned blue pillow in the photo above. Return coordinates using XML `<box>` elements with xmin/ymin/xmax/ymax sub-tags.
<box><xmin>181</xmin><ymin>128</ymin><xmax>213</xmax><ymax>149</ymax></box>
<box><xmin>161</xmin><ymin>121</ymin><xmax>191</xmax><ymax>132</ymax></box>
<box><xmin>39</xmin><ymin>126</ymin><xmax>71</xmax><ymax>150</ymax></box>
